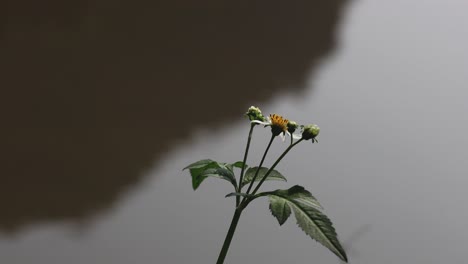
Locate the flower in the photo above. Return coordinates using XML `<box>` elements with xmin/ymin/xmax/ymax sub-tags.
<box><xmin>245</xmin><ymin>106</ymin><xmax>267</xmax><ymax>122</ymax></box>
<box><xmin>301</xmin><ymin>124</ymin><xmax>320</xmax><ymax>143</ymax></box>
<box><xmin>269</xmin><ymin>114</ymin><xmax>289</xmax><ymax>136</ymax></box>
<box><xmin>252</xmin><ymin>114</ymin><xmax>301</xmax><ymax>141</ymax></box>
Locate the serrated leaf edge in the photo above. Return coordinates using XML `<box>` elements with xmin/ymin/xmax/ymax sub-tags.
<box><xmin>268</xmin><ymin>196</ymin><xmax>291</xmax><ymax>226</ymax></box>
<box><xmin>287</xmin><ymin>201</ymin><xmax>347</xmax><ymax>262</ymax></box>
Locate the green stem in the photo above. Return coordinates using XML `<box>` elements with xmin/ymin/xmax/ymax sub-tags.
<box><xmin>216</xmin><ymin>208</ymin><xmax>243</xmax><ymax>264</ymax></box>
<box><xmin>251</xmin><ymin>138</ymin><xmax>304</xmax><ymax>196</ymax></box>
<box><xmin>237</xmin><ymin>123</ymin><xmax>255</xmax><ymax>206</ymax></box>
<box><xmin>245</xmin><ymin>134</ymin><xmax>275</xmax><ymax>195</ymax></box>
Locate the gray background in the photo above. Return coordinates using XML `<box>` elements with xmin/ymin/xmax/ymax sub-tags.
<box><xmin>1</xmin><ymin>0</ymin><xmax>468</xmax><ymax>263</ymax></box>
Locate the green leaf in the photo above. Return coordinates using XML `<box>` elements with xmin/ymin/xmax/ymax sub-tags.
<box><xmin>290</xmin><ymin>201</ymin><xmax>347</xmax><ymax>262</ymax></box>
<box><xmin>188</xmin><ymin>162</ymin><xmax>219</xmax><ymax>190</ymax></box>
<box><xmin>259</xmin><ymin>185</ymin><xmax>347</xmax><ymax>262</ymax></box>
<box><xmin>225</xmin><ymin>163</ymin><xmax>234</xmax><ymax>172</ymax></box>
<box><xmin>183</xmin><ymin>159</ymin><xmax>215</xmax><ymax>170</ymax></box>
<box><xmin>225</xmin><ymin>192</ymin><xmax>252</xmax><ymax>198</ymax></box>
<box><xmin>232</xmin><ymin>161</ymin><xmax>248</xmax><ymax>169</ymax></box>
<box><xmin>201</xmin><ymin>166</ymin><xmax>237</xmax><ymax>188</ymax></box>
<box><xmin>241</xmin><ymin>167</ymin><xmax>287</xmax><ymax>188</ymax></box>
<box><xmin>271</xmin><ymin>185</ymin><xmax>322</xmax><ymax>210</ymax></box>
<box><xmin>183</xmin><ymin>160</ymin><xmax>237</xmax><ymax>190</ymax></box>
<box><xmin>269</xmin><ymin>195</ymin><xmax>291</xmax><ymax>225</ymax></box>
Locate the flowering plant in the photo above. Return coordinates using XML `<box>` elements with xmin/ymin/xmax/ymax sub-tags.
<box><xmin>183</xmin><ymin>106</ymin><xmax>347</xmax><ymax>264</ymax></box>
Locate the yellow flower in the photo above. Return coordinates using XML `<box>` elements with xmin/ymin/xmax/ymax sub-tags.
<box><xmin>252</xmin><ymin>113</ymin><xmax>300</xmax><ymax>141</ymax></box>
<box><xmin>269</xmin><ymin>114</ymin><xmax>289</xmax><ymax>136</ymax></box>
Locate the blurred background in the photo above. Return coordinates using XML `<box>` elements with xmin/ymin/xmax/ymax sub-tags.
<box><xmin>1</xmin><ymin>0</ymin><xmax>467</xmax><ymax>263</ymax></box>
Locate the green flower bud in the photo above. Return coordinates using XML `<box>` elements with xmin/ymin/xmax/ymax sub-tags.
<box><xmin>302</xmin><ymin>124</ymin><xmax>320</xmax><ymax>141</ymax></box>
<box><xmin>287</xmin><ymin>121</ymin><xmax>298</xmax><ymax>134</ymax></box>
<box><xmin>245</xmin><ymin>106</ymin><xmax>266</xmax><ymax>122</ymax></box>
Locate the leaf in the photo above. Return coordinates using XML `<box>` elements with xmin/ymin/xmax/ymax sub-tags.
<box><xmin>290</xmin><ymin>201</ymin><xmax>347</xmax><ymax>262</ymax></box>
<box><xmin>269</xmin><ymin>195</ymin><xmax>291</xmax><ymax>225</ymax></box>
<box><xmin>188</xmin><ymin>162</ymin><xmax>220</xmax><ymax>190</ymax></box>
<box><xmin>241</xmin><ymin>167</ymin><xmax>287</xmax><ymax>188</ymax></box>
<box><xmin>272</xmin><ymin>185</ymin><xmax>322</xmax><ymax>210</ymax></box>
<box><xmin>225</xmin><ymin>192</ymin><xmax>252</xmax><ymax>198</ymax></box>
<box><xmin>232</xmin><ymin>161</ymin><xmax>248</xmax><ymax>169</ymax></box>
<box><xmin>183</xmin><ymin>160</ymin><xmax>237</xmax><ymax>190</ymax></box>
<box><xmin>201</xmin><ymin>166</ymin><xmax>237</xmax><ymax>188</ymax></box>
<box><xmin>259</xmin><ymin>185</ymin><xmax>347</xmax><ymax>262</ymax></box>
<box><xmin>225</xmin><ymin>163</ymin><xmax>234</xmax><ymax>172</ymax></box>
<box><xmin>183</xmin><ymin>159</ymin><xmax>215</xmax><ymax>170</ymax></box>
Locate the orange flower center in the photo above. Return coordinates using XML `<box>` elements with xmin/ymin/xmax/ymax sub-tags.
<box><xmin>270</xmin><ymin>114</ymin><xmax>289</xmax><ymax>132</ymax></box>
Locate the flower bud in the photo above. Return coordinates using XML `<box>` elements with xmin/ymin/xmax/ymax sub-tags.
<box><xmin>302</xmin><ymin>124</ymin><xmax>320</xmax><ymax>141</ymax></box>
<box><xmin>287</xmin><ymin>121</ymin><xmax>298</xmax><ymax>134</ymax></box>
<box><xmin>245</xmin><ymin>106</ymin><xmax>266</xmax><ymax>122</ymax></box>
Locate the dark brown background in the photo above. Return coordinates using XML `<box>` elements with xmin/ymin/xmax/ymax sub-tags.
<box><xmin>0</xmin><ymin>0</ymin><xmax>348</xmax><ymax>231</ymax></box>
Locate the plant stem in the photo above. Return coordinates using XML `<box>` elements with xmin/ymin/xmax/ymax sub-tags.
<box><xmin>237</xmin><ymin>123</ymin><xmax>255</xmax><ymax>206</ymax></box>
<box><xmin>216</xmin><ymin>208</ymin><xmax>243</xmax><ymax>264</ymax></box>
<box><xmin>245</xmin><ymin>134</ymin><xmax>275</xmax><ymax>195</ymax></box>
<box><xmin>251</xmin><ymin>138</ymin><xmax>304</xmax><ymax>196</ymax></box>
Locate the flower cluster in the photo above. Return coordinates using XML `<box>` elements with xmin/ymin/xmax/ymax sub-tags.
<box><xmin>246</xmin><ymin>106</ymin><xmax>319</xmax><ymax>143</ymax></box>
